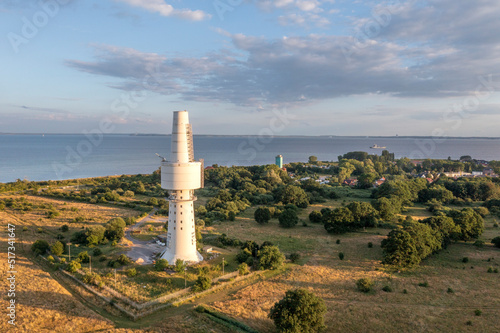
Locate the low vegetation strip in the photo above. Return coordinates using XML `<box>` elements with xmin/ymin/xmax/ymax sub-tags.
<box><xmin>195</xmin><ymin>305</ymin><xmax>260</xmax><ymax>333</ymax></box>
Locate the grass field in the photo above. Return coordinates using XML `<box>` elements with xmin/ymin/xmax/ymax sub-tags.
<box><xmin>2</xmin><ymin>191</ymin><xmax>500</xmax><ymax>332</ymax></box>
<box><xmin>205</xmin><ymin>201</ymin><xmax>500</xmax><ymax>333</ymax></box>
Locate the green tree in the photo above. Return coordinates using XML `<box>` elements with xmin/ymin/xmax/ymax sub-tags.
<box><xmin>308</xmin><ymin>210</ymin><xmax>323</xmax><ymax>223</ymax></box>
<box><xmin>50</xmin><ymin>241</ymin><xmax>64</xmax><ymax>256</ymax></box>
<box><xmin>105</xmin><ymin>217</ymin><xmax>126</xmax><ymax>241</ymax></box>
<box><xmin>323</xmin><ymin>207</ymin><xmax>355</xmax><ymax>234</ymax></box>
<box><xmin>447</xmin><ymin>208</ymin><xmax>484</xmax><ymax>241</ymax></box>
<box><xmin>147</xmin><ymin>197</ymin><xmax>159</xmax><ymax>206</ymax></box>
<box><xmin>117</xmin><ymin>254</ymin><xmax>130</xmax><ymax>265</ymax></box>
<box><xmin>78</xmin><ymin>251</ymin><xmax>90</xmax><ymax>263</ymax></box>
<box><xmin>276</xmin><ymin>185</ymin><xmax>309</xmax><ymax>208</ymax></box>
<box><xmin>254</xmin><ymin>207</ymin><xmax>272</xmax><ymax>224</ymax></box>
<box><xmin>491</xmin><ymin>236</ymin><xmax>500</xmax><ymax>248</ymax></box>
<box><xmin>123</xmin><ymin>190</ymin><xmax>135</xmax><ymax>197</ymax></box>
<box><xmin>174</xmin><ymin>259</ymin><xmax>186</xmax><ymax>274</ymax></box>
<box><xmin>31</xmin><ymin>240</ymin><xmax>49</xmax><ymax>255</ymax></box>
<box><xmin>346</xmin><ymin>201</ymin><xmax>378</xmax><ymax>228</ymax></box>
<box><xmin>358</xmin><ymin>172</ymin><xmax>378</xmax><ymax>189</ymax></box>
<box><xmin>155</xmin><ymin>259</ymin><xmax>169</xmax><ymax>271</ymax></box>
<box><xmin>373</xmin><ymin>197</ymin><xmax>401</xmax><ymax>220</ymax></box>
<box><xmin>308</xmin><ymin>156</ymin><xmax>318</xmax><ymax>163</ymax></box>
<box><xmin>258</xmin><ymin>245</ymin><xmax>285</xmax><ymax>270</ymax></box>
<box><xmin>238</xmin><ymin>262</ymin><xmax>250</xmax><ymax>275</ymax></box>
<box><xmin>67</xmin><ymin>260</ymin><xmax>81</xmax><ymax>273</ymax></box>
<box><xmin>404</xmin><ymin>222</ymin><xmax>441</xmax><ymax>259</ymax></box>
<box><xmin>86</xmin><ymin>225</ymin><xmax>106</xmax><ymax>246</ymax></box>
<box><xmin>381</xmin><ymin>228</ymin><xmax>421</xmax><ymax>268</ymax></box>
<box><xmin>61</xmin><ymin>224</ymin><xmax>69</xmax><ymax>232</ymax></box>
<box><xmin>421</xmin><ymin>216</ymin><xmax>460</xmax><ymax>247</ymax></box>
<box><xmin>278</xmin><ymin>208</ymin><xmax>299</xmax><ymax>228</ymax></box>
<box><xmin>269</xmin><ymin>289</ymin><xmax>327</xmax><ymax>333</ymax></box>
<box><xmin>193</xmin><ymin>275</ymin><xmax>211</xmax><ymax>292</ymax></box>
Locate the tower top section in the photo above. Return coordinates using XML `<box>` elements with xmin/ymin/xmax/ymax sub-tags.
<box><xmin>161</xmin><ymin>110</ymin><xmax>203</xmax><ymax>191</ymax></box>
<box><xmin>171</xmin><ymin>110</ymin><xmax>194</xmax><ymax>164</ymax></box>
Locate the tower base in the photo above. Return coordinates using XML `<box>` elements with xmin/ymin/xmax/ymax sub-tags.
<box><xmin>159</xmin><ymin>248</ymin><xmax>203</xmax><ymax>265</ymax></box>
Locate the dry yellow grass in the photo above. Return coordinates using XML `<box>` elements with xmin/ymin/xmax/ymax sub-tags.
<box><xmin>208</xmin><ymin>216</ymin><xmax>500</xmax><ymax>333</ymax></box>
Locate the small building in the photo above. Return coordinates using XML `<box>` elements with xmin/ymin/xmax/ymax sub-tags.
<box><xmin>484</xmin><ymin>168</ymin><xmax>495</xmax><ymax>176</ymax></box>
<box><xmin>275</xmin><ymin>155</ymin><xmax>283</xmax><ymax>169</ymax></box>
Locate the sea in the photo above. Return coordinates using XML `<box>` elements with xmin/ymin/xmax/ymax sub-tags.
<box><xmin>1</xmin><ymin>134</ymin><xmax>500</xmax><ymax>183</ymax></box>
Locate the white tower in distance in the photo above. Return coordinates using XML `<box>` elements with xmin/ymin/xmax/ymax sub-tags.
<box><xmin>159</xmin><ymin>111</ymin><xmax>203</xmax><ymax>264</ymax></box>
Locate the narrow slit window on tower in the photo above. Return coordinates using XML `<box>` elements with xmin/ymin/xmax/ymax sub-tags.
<box><xmin>180</xmin><ymin>227</ymin><xmax>183</xmax><ymax>230</ymax></box>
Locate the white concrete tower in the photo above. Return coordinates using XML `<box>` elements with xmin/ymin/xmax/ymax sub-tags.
<box><xmin>160</xmin><ymin>111</ymin><xmax>203</xmax><ymax>264</ymax></box>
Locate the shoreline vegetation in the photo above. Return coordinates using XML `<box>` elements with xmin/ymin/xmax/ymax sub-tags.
<box><xmin>1</xmin><ymin>152</ymin><xmax>499</xmax><ymax>332</ymax></box>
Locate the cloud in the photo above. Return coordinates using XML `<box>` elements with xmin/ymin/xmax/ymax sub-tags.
<box><xmin>66</xmin><ymin>1</ymin><xmax>500</xmax><ymax>109</ymax></box>
<box><xmin>113</xmin><ymin>0</ymin><xmax>210</xmax><ymax>21</ymax></box>
<box><xmin>17</xmin><ymin>105</ymin><xmax>70</xmax><ymax>114</ymax></box>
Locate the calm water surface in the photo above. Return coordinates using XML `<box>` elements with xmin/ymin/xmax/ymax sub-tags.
<box><xmin>1</xmin><ymin>134</ymin><xmax>499</xmax><ymax>183</ymax></box>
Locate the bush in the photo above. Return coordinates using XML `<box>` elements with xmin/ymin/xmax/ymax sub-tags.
<box><xmin>193</xmin><ymin>275</ymin><xmax>211</xmax><ymax>292</ymax></box>
<box><xmin>278</xmin><ymin>208</ymin><xmax>299</xmax><ymax>228</ymax></box>
<box><xmin>254</xmin><ymin>207</ymin><xmax>272</xmax><ymax>224</ymax></box>
<box><xmin>336</xmin><ymin>239</ymin><xmax>341</xmax><ymax>244</ymax></box>
<box><xmin>289</xmin><ymin>252</ymin><xmax>301</xmax><ymax>263</ymax></box>
<box><xmin>154</xmin><ymin>259</ymin><xmax>169</xmax><ymax>271</ymax></box>
<box><xmin>258</xmin><ymin>246</ymin><xmax>285</xmax><ymax>270</ymax></box>
<box><xmin>92</xmin><ymin>248</ymin><xmax>103</xmax><ymax>256</ymax></box>
<box><xmin>474</xmin><ymin>309</ymin><xmax>482</xmax><ymax>316</ymax></box>
<box><xmin>309</xmin><ymin>210</ymin><xmax>323</xmax><ymax>223</ymax></box>
<box><xmin>78</xmin><ymin>251</ymin><xmax>90</xmax><ymax>263</ymax></box>
<box><xmin>105</xmin><ymin>217</ymin><xmax>126</xmax><ymax>242</ymax></box>
<box><xmin>82</xmin><ymin>272</ymin><xmax>102</xmax><ymax>286</ymax></box>
<box><xmin>487</xmin><ymin>267</ymin><xmax>493</xmax><ymax>273</ymax></box>
<box><xmin>31</xmin><ymin>240</ymin><xmax>50</xmax><ymax>255</ymax></box>
<box><xmin>22</xmin><ymin>226</ymin><xmax>28</xmax><ymax>231</ymax></box>
<box><xmin>269</xmin><ymin>289</ymin><xmax>326</xmax><ymax>333</ymax></box>
<box><xmin>126</xmin><ymin>268</ymin><xmax>137</xmax><ymax>277</ymax></box>
<box><xmin>418</xmin><ymin>281</ymin><xmax>429</xmax><ymax>287</ymax></box>
<box><xmin>174</xmin><ymin>259</ymin><xmax>186</xmax><ymax>274</ymax></box>
<box><xmin>368</xmin><ymin>242</ymin><xmax>373</xmax><ymax>248</ymax></box>
<box><xmin>50</xmin><ymin>241</ymin><xmax>64</xmax><ymax>256</ymax></box>
<box><xmin>382</xmin><ymin>285</ymin><xmax>392</xmax><ymax>292</ymax></box>
<box><xmin>447</xmin><ymin>288</ymin><xmax>454</xmax><ymax>293</ymax></box>
<box><xmin>462</xmin><ymin>257</ymin><xmax>469</xmax><ymax>263</ymax></box>
<box><xmin>117</xmin><ymin>254</ymin><xmax>130</xmax><ymax>265</ymax></box>
<box><xmin>238</xmin><ymin>263</ymin><xmax>250</xmax><ymax>276</ymax></box>
<box><xmin>61</xmin><ymin>225</ymin><xmax>69</xmax><ymax>232</ymax></box>
<box><xmin>356</xmin><ymin>278</ymin><xmax>373</xmax><ymax>293</ymax></box>
<box><xmin>67</xmin><ymin>260</ymin><xmax>81</xmax><ymax>273</ymax></box>
<box><xmin>338</xmin><ymin>252</ymin><xmax>344</xmax><ymax>260</ymax></box>
<box><xmin>47</xmin><ymin>255</ymin><xmax>55</xmax><ymax>263</ymax></box>
<box><xmin>492</xmin><ymin>236</ymin><xmax>500</xmax><ymax>248</ymax></box>
<box><xmin>473</xmin><ymin>240</ymin><xmax>484</xmax><ymax>247</ymax></box>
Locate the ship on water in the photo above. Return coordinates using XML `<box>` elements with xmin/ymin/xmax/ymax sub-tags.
<box><xmin>370</xmin><ymin>144</ymin><xmax>386</xmax><ymax>149</ymax></box>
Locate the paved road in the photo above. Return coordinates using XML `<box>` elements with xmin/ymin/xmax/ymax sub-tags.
<box><xmin>123</xmin><ymin>209</ymin><xmax>167</xmax><ymax>265</ymax></box>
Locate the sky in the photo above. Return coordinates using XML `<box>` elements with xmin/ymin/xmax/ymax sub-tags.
<box><xmin>1</xmin><ymin>0</ymin><xmax>500</xmax><ymax>136</ymax></box>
